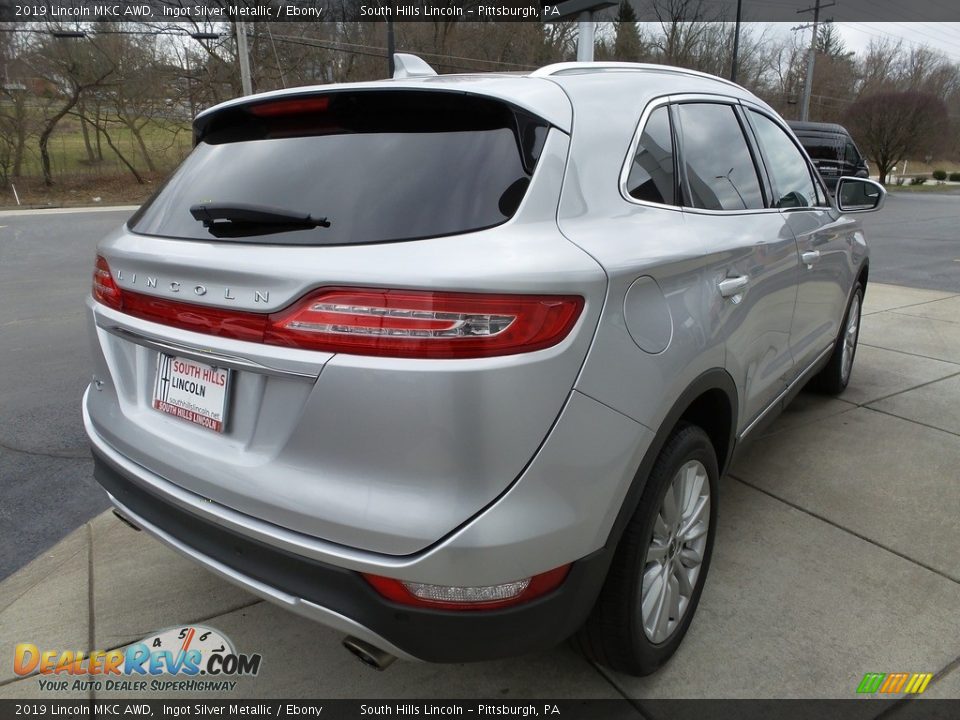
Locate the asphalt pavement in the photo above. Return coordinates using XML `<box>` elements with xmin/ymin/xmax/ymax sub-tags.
<box><xmin>0</xmin><ymin>207</ymin><xmax>136</xmax><ymax>579</ymax></box>
<box><xmin>859</xmin><ymin>192</ymin><xmax>960</xmax><ymax>291</ymax></box>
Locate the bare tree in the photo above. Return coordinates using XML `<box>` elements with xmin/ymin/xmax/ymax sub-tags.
<box><xmin>29</xmin><ymin>26</ymin><xmax>115</xmax><ymax>186</ymax></box>
<box><xmin>100</xmin><ymin>26</ymin><xmax>167</xmax><ymax>172</ymax></box>
<box><xmin>843</xmin><ymin>91</ymin><xmax>950</xmax><ymax>184</ymax></box>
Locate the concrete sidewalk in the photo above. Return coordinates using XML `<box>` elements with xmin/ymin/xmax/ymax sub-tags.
<box><xmin>2</xmin><ymin>283</ymin><xmax>959</xmax><ymax>700</ymax></box>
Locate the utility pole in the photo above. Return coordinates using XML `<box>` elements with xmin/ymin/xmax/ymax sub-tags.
<box><xmin>386</xmin><ymin>1</ymin><xmax>396</xmax><ymax>78</ymax></box>
<box><xmin>546</xmin><ymin>0</ymin><xmax>615</xmax><ymax>63</ymax></box>
<box><xmin>796</xmin><ymin>0</ymin><xmax>834</xmax><ymax>121</ymax></box>
<box><xmin>730</xmin><ymin>0</ymin><xmax>743</xmax><ymax>82</ymax></box>
<box><xmin>235</xmin><ymin>20</ymin><xmax>253</xmax><ymax>96</ymax></box>
<box><xmin>577</xmin><ymin>11</ymin><xmax>596</xmax><ymax>61</ymax></box>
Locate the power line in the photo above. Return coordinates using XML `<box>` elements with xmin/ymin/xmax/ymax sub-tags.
<box><xmin>0</xmin><ymin>25</ymin><xmax>538</xmax><ymax>72</ymax></box>
<box><xmin>264</xmin><ymin>33</ymin><xmax>537</xmax><ymax>72</ymax></box>
<box><xmin>839</xmin><ymin>21</ymin><xmax>960</xmax><ymax>63</ymax></box>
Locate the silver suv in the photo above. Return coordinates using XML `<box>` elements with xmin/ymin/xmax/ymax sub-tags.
<box><xmin>84</xmin><ymin>58</ymin><xmax>884</xmax><ymax>676</ymax></box>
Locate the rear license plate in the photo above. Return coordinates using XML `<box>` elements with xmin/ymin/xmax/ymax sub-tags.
<box><xmin>153</xmin><ymin>354</ymin><xmax>231</xmax><ymax>433</ymax></box>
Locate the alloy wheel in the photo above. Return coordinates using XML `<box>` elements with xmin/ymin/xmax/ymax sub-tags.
<box><xmin>841</xmin><ymin>293</ymin><xmax>861</xmax><ymax>385</ymax></box>
<box><xmin>641</xmin><ymin>460</ymin><xmax>711</xmax><ymax>644</ymax></box>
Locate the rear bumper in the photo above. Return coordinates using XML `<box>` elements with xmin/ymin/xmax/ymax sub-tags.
<box><xmin>91</xmin><ymin>449</ymin><xmax>610</xmax><ymax>663</ymax></box>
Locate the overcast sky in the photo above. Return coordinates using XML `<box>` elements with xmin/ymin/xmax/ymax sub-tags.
<box><xmin>832</xmin><ymin>22</ymin><xmax>960</xmax><ymax>63</ymax></box>
<box><xmin>630</xmin><ymin>21</ymin><xmax>960</xmax><ymax>65</ymax></box>
<box><xmin>745</xmin><ymin>22</ymin><xmax>960</xmax><ymax>65</ymax></box>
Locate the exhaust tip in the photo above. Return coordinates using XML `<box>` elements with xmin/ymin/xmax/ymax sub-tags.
<box><xmin>342</xmin><ymin>636</ymin><xmax>397</xmax><ymax>671</ymax></box>
<box><xmin>112</xmin><ymin>509</ymin><xmax>141</xmax><ymax>532</ymax></box>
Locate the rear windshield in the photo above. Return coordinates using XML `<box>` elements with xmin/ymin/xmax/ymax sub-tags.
<box><xmin>129</xmin><ymin>91</ymin><xmax>549</xmax><ymax>245</ymax></box>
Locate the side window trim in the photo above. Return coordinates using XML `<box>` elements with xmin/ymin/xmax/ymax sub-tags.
<box><xmin>666</xmin><ymin>106</ymin><xmax>680</xmax><ymax>206</ymax></box>
<box><xmin>732</xmin><ymin>103</ymin><xmax>774</xmax><ymax>210</ymax></box>
<box><xmin>668</xmin><ymin>103</ymin><xmax>691</xmax><ymax>209</ymax></box>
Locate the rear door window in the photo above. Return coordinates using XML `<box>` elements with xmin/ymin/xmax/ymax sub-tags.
<box><xmin>675</xmin><ymin>103</ymin><xmax>765</xmax><ymax>212</ymax></box>
<box><xmin>129</xmin><ymin>91</ymin><xmax>549</xmax><ymax>245</ymax></box>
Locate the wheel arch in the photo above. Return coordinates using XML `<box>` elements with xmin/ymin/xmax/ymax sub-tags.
<box><xmin>603</xmin><ymin>368</ymin><xmax>738</xmax><ymax>550</ymax></box>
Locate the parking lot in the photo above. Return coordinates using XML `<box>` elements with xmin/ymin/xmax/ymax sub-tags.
<box><xmin>1</xmin><ymin>195</ymin><xmax>958</xmax><ymax>701</ymax></box>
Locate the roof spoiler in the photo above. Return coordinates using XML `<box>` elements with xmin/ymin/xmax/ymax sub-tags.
<box><xmin>393</xmin><ymin>54</ymin><xmax>438</xmax><ymax>79</ymax></box>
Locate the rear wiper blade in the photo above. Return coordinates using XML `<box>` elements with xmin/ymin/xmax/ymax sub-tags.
<box><xmin>189</xmin><ymin>203</ymin><xmax>330</xmax><ymax>229</ymax></box>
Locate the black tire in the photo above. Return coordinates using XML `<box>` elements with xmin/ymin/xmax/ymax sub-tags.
<box><xmin>575</xmin><ymin>423</ymin><xmax>718</xmax><ymax>676</ymax></box>
<box><xmin>811</xmin><ymin>282</ymin><xmax>863</xmax><ymax>395</ymax></box>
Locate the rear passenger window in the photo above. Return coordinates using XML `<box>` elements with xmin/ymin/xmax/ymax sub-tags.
<box><xmin>749</xmin><ymin>111</ymin><xmax>819</xmax><ymax>209</ymax></box>
<box><xmin>676</xmin><ymin>103</ymin><xmax>764</xmax><ymax>211</ymax></box>
<box><xmin>626</xmin><ymin>106</ymin><xmax>675</xmax><ymax>204</ymax></box>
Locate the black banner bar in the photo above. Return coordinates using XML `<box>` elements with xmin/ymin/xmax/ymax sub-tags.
<box><xmin>0</xmin><ymin>0</ymin><xmax>958</xmax><ymax>23</ymax></box>
<box><xmin>2</xmin><ymin>700</ymin><xmax>960</xmax><ymax>720</ymax></box>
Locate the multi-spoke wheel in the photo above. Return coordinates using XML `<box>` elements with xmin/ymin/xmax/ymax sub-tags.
<box><xmin>813</xmin><ymin>282</ymin><xmax>864</xmax><ymax>395</ymax></box>
<box><xmin>575</xmin><ymin>423</ymin><xmax>718</xmax><ymax>676</ymax></box>
<box><xmin>641</xmin><ymin>459</ymin><xmax>711</xmax><ymax>644</ymax></box>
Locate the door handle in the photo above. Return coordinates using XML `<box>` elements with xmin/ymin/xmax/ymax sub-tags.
<box><xmin>718</xmin><ymin>275</ymin><xmax>749</xmax><ymax>299</ymax></box>
<box><xmin>801</xmin><ymin>250</ymin><xmax>821</xmax><ymax>266</ymax></box>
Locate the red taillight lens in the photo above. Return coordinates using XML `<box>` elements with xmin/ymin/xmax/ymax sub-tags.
<box><xmin>265</xmin><ymin>288</ymin><xmax>584</xmax><ymax>359</ymax></box>
<box><xmin>93</xmin><ymin>280</ymin><xmax>583</xmax><ymax>360</ymax></box>
<box><xmin>120</xmin><ymin>290</ymin><xmax>266</xmax><ymax>343</ymax></box>
<box><xmin>92</xmin><ymin>255</ymin><xmax>122</xmax><ymax>310</ymax></box>
<box><xmin>362</xmin><ymin>565</ymin><xmax>571</xmax><ymax>611</ymax></box>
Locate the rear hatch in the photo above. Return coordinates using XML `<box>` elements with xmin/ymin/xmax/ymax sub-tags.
<box><xmin>85</xmin><ymin>83</ymin><xmax>607</xmax><ymax>555</ymax></box>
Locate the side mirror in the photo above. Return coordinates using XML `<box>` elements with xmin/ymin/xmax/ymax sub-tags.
<box><xmin>836</xmin><ymin>177</ymin><xmax>886</xmax><ymax>213</ymax></box>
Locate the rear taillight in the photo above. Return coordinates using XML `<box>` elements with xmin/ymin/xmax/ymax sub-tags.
<box><xmin>120</xmin><ymin>289</ymin><xmax>266</xmax><ymax>343</ymax></box>
<box><xmin>91</xmin><ymin>271</ymin><xmax>583</xmax><ymax>360</ymax></box>
<box><xmin>266</xmin><ymin>288</ymin><xmax>583</xmax><ymax>359</ymax></box>
<box><xmin>247</xmin><ymin>96</ymin><xmax>330</xmax><ymax>117</ymax></box>
<box><xmin>92</xmin><ymin>255</ymin><xmax>122</xmax><ymax>310</ymax></box>
<box><xmin>362</xmin><ymin>565</ymin><xmax>570</xmax><ymax>611</ymax></box>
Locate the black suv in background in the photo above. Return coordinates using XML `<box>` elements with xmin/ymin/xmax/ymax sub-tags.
<box><xmin>788</xmin><ymin>121</ymin><xmax>870</xmax><ymax>191</ymax></box>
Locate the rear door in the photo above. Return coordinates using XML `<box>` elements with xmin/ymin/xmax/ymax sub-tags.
<box><xmin>672</xmin><ymin>100</ymin><xmax>800</xmax><ymax>430</ymax></box>
<box><xmin>745</xmin><ymin>107</ymin><xmax>856</xmax><ymax>374</ymax></box>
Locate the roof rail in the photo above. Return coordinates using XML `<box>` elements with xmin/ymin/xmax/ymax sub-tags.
<box><xmin>530</xmin><ymin>62</ymin><xmax>743</xmax><ymax>90</ymax></box>
<box><xmin>393</xmin><ymin>53</ymin><xmax>438</xmax><ymax>79</ymax></box>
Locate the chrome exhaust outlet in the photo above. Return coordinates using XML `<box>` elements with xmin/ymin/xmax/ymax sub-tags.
<box><xmin>342</xmin><ymin>636</ymin><xmax>397</xmax><ymax>671</ymax></box>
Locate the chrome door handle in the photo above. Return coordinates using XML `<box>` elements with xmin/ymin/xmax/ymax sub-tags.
<box><xmin>801</xmin><ymin>250</ymin><xmax>821</xmax><ymax>266</ymax></box>
<box><xmin>718</xmin><ymin>275</ymin><xmax>749</xmax><ymax>299</ymax></box>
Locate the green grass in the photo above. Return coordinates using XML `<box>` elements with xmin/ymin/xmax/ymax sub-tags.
<box><xmin>4</xmin><ymin>107</ymin><xmax>192</xmax><ymax>180</ymax></box>
<box><xmin>886</xmin><ymin>182</ymin><xmax>960</xmax><ymax>194</ymax></box>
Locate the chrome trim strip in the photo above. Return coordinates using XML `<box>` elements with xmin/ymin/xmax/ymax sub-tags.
<box><xmin>106</xmin><ymin>493</ymin><xmax>421</xmax><ymax>662</ymax></box>
<box><xmin>102</xmin><ymin>324</ymin><xmax>318</xmax><ymax>379</ymax></box>
<box><xmin>531</xmin><ymin>62</ymin><xmax>744</xmax><ymax>91</ymax></box>
<box><xmin>738</xmin><ymin>344</ymin><xmax>834</xmax><ymax>441</ymax></box>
